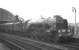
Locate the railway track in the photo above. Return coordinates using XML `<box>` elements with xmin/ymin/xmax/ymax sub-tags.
<box><xmin>0</xmin><ymin>32</ymin><xmax>68</xmax><ymax>50</ymax></box>
<box><xmin>62</xmin><ymin>41</ymin><xmax>79</xmax><ymax>48</ymax></box>
<box><xmin>0</xmin><ymin>34</ymin><xmax>44</xmax><ymax>50</ymax></box>
<box><xmin>0</xmin><ymin>39</ymin><xmax>22</xmax><ymax>50</ymax></box>
<box><xmin>3</xmin><ymin>38</ymin><xmax>42</xmax><ymax>50</ymax></box>
<box><xmin>0</xmin><ymin>32</ymin><xmax>79</xmax><ymax>50</ymax></box>
<box><xmin>56</xmin><ymin>42</ymin><xmax>79</xmax><ymax>50</ymax></box>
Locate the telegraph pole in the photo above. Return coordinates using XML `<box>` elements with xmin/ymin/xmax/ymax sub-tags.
<box><xmin>72</xmin><ymin>7</ymin><xmax>77</xmax><ymax>35</ymax></box>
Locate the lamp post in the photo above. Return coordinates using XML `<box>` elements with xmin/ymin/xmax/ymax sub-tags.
<box><xmin>72</xmin><ymin>7</ymin><xmax>77</xmax><ymax>35</ymax></box>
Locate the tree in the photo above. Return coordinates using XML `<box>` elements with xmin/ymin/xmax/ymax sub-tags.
<box><xmin>15</xmin><ymin>15</ymin><xmax>24</xmax><ymax>23</ymax></box>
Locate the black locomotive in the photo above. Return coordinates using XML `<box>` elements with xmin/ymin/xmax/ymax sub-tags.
<box><xmin>0</xmin><ymin>8</ymin><xmax>75</xmax><ymax>43</ymax></box>
<box><xmin>0</xmin><ymin>18</ymin><xmax>74</xmax><ymax>43</ymax></box>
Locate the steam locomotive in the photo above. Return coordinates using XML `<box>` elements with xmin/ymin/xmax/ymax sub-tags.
<box><xmin>0</xmin><ymin>19</ymin><xmax>74</xmax><ymax>42</ymax></box>
<box><xmin>0</xmin><ymin>8</ymin><xmax>74</xmax><ymax>42</ymax></box>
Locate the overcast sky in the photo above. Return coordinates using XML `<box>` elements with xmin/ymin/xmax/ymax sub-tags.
<box><xmin>0</xmin><ymin>0</ymin><xmax>78</xmax><ymax>23</ymax></box>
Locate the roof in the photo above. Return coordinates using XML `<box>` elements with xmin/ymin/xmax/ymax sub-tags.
<box><xmin>0</xmin><ymin>8</ymin><xmax>16</xmax><ymax>22</ymax></box>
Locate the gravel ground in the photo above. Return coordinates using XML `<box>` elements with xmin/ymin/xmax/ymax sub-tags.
<box><xmin>0</xmin><ymin>43</ymin><xmax>10</xmax><ymax>50</ymax></box>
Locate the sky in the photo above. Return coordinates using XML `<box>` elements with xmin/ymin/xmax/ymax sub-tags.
<box><xmin>0</xmin><ymin>0</ymin><xmax>78</xmax><ymax>23</ymax></box>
